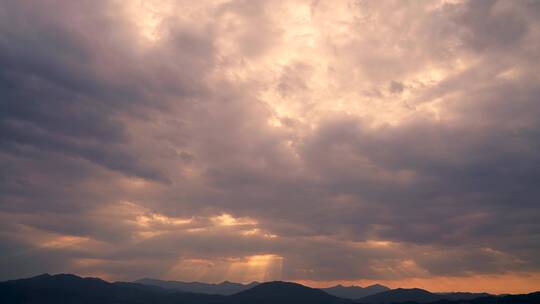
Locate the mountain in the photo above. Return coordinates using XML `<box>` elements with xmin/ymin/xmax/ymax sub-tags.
<box><xmin>322</xmin><ymin>284</ymin><xmax>390</xmax><ymax>299</ymax></box>
<box><xmin>2</xmin><ymin>274</ymin><xmax>539</xmax><ymax>304</ymax></box>
<box><xmin>359</xmin><ymin>289</ymin><xmax>494</xmax><ymax>303</ymax></box>
<box><xmin>135</xmin><ymin>278</ymin><xmax>259</xmax><ymax>295</ymax></box>
<box><xmin>219</xmin><ymin>281</ymin><xmax>352</xmax><ymax>304</ymax></box>
<box><xmin>469</xmin><ymin>292</ymin><xmax>540</xmax><ymax>304</ymax></box>
<box><xmin>430</xmin><ymin>292</ymin><xmax>540</xmax><ymax>304</ymax></box>
<box><xmin>436</xmin><ymin>292</ymin><xmax>492</xmax><ymax>301</ymax></box>
<box><xmin>0</xmin><ymin>276</ymin><xmax>350</xmax><ymax>304</ymax></box>
<box><xmin>0</xmin><ymin>273</ymin><xmax>223</xmax><ymax>304</ymax></box>
<box><xmin>358</xmin><ymin>288</ymin><xmax>444</xmax><ymax>304</ymax></box>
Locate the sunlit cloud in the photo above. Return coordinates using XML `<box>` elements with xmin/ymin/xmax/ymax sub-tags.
<box><xmin>211</xmin><ymin>213</ymin><xmax>257</xmax><ymax>227</ymax></box>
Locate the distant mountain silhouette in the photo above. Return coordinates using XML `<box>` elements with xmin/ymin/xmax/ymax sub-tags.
<box><xmin>358</xmin><ymin>288</ymin><xmax>444</xmax><ymax>303</ymax></box>
<box><xmin>0</xmin><ymin>273</ymin><xmax>223</xmax><ymax>304</ymax></box>
<box><xmin>472</xmin><ymin>292</ymin><xmax>540</xmax><ymax>304</ymax></box>
<box><xmin>429</xmin><ymin>292</ymin><xmax>540</xmax><ymax>304</ymax></box>
<box><xmin>2</xmin><ymin>274</ymin><xmax>539</xmax><ymax>304</ymax></box>
<box><xmin>436</xmin><ymin>292</ymin><xmax>492</xmax><ymax>301</ymax></box>
<box><xmin>135</xmin><ymin>278</ymin><xmax>389</xmax><ymax>299</ymax></box>
<box><xmin>358</xmin><ymin>288</ymin><xmax>497</xmax><ymax>304</ymax></box>
<box><xmin>135</xmin><ymin>278</ymin><xmax>259</xmax><ymax>295</ymax></box>
<box><xmin>218</xmin><ymin>281</ymin><xmax>352</xmax><ymax>304</ymax></box>
<box><xmin>322</xmin><ymin>283</ymin><xmax>390</xmax><ymax>299</ymax></box>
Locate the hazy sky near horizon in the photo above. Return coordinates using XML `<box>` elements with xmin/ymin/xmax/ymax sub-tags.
<box><xmin>1</xmin><ymin>0</ymin><xmax>540</xmax><ymax>294</ymax></box>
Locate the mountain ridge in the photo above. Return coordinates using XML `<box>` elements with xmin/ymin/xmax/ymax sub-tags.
<box><xmin>134</xmin><ymin>277</ymin><xmax>390</xmax><ymax>298</ymax></box>
<box><xmin>322</xmin><ymin>283</ymin><xmax>390</xmax><ymax>299</ymax></box>
<box><xmin>134</xmin><ymin>277</ymin><xmax>259</xmax><ymax>295</ymax></box>
<box><xmin>219</xmin><ymin>281</ymin><xmax>351</xmax><ymax>304</ymax></box>
<box><xmin>358</xmin><ymin>288</ymin><xmax>444</xmax><ymax>303</ymax></box>
<box><xmin>2</xmin><ymin>274</ymin><xmax>539</xmax><ymax>304</ymax></box>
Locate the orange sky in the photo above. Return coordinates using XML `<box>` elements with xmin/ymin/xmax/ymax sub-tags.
<box><xmin>297</xmin><ymin>272</ymin><xmax>540</xmax><ymax>294</ymax></box>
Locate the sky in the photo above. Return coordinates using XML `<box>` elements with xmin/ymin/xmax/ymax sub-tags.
<box><xmin>1</xmin><ymin>0</ymin><xmax>540</xmax><ymax>295</ymax></box>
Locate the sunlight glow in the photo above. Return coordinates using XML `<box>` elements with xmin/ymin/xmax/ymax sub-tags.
<box><xmin>227</xmin><ymin>254</ymin><xmax>284</xmax><ymax>282</ymax></box>
<box><xmin>211</xmin><ymin>213</ymin><xmax>257</xmax><ymax>227</ymax></box>
<box><xmin>41</xmin><ymin>235</ymin><xmax>90</xmax><ymax>249</ymax></box>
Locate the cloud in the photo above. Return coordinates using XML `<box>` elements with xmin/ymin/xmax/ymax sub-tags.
<box><xmin>1</xmin><ymin>0</ymin><xmax>539</xmax><ymax>292</ymax></box>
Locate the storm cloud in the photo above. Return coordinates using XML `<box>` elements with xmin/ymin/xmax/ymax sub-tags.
<box><xmin>1</xmin><ymin>0</ymin><xmax>539</xmax><ymax>294</ymax></box>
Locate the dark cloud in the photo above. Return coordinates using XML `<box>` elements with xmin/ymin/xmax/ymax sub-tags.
<box><xmin>0</xmin><ymin>0</ymin><xmax>539</xmax><ymax>291</ymax></box>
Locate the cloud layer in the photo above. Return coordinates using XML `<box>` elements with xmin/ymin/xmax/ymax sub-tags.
<box><xmin>1</xmin><ymin>0</ymin><xmax>540</xmax><ymax>293</ymax></box>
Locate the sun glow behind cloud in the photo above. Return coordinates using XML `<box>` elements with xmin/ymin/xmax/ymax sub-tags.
<box><xmin>164</xmin><ymin>254</ymin><xmax>283</xmax><ymax>283</ymax></box>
